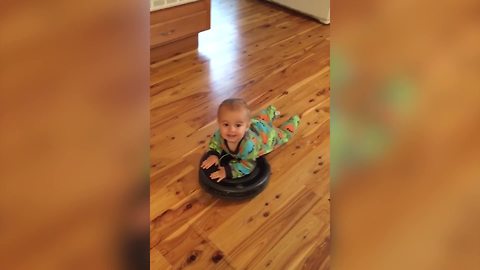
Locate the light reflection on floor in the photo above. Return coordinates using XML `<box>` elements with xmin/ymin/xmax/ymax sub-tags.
<box><xmin>198</xmin><ymin>0</ymin><xmax>242</xmax><ymax>94</ymax></box>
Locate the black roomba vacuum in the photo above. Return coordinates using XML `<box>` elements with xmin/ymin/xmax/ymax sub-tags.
<box><xmin>198</xmin><ymin>152</ymin><xmax>271</xmax><ymax>200</ymax></box>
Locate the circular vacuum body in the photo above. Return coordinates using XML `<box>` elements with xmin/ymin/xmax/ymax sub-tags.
<box><xmin>198</xmin><ymin>153</ymin><xmax>271</xmax><ymax>200</ymax></box>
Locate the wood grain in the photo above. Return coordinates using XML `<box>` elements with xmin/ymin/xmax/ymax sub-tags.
<box><xmin>150</xmin><ymin>34</ymin><xmax>199</xmax><ymax>64</ymax></box>
<box><xmin>150</xmin><ymin>0</ymin><xmax>330</xmax><ymax>269</ymax></box>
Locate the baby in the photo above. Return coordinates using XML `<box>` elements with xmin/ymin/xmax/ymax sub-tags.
<box><xmin>201</xmin><ymin>98</ymin><xmax>300</xmax><ymax>181</ymax></box>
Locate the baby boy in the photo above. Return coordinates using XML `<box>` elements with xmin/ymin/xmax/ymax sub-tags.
<box><xmin>201</xmin><ymin>98</ymin><xmax>300</xmax><ymax>181</ymax></box>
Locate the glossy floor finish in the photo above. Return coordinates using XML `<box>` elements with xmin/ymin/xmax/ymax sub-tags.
<box><xmin>150</xmin><ymin>0</ymin><xmax>330</xmax><ymax>269</ymax></box>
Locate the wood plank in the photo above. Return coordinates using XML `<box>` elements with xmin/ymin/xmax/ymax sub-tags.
<box><xmin>151</xmin><ymin>247</ymin><xmax>173</xmax><ymax>270</ymax></box>
<box><xmin>150</xmin><ymin>0</ymin><xmax>210</xmax><ymax>25</ymax></box>
<box><xmin>150</xmin><ymin>190</ymin><xmax>218</xmax><ymax>249</ymax></box>
<box><xmin>212</xmin><ymin>188</ymin><xmax>321</xmax><ymax>269</ymax></box>
<box><xmin>301</xmin><ymin>233</ymin><xmax>330</xmax><ymax>270</ymax></box>
<box><xmin>155</xmin><ymin>225</ymin><xmax>234</xmax><ymax>269</ymax></box>
<box><xmin>267</xmin><ymin>119</ymin><xmax>330</xmax><ymax>184</ymax></box>
<box><xmin>150</xmin><ymin>34</ymin><xmax>198</xmax><ymax>63</ymax></box>
<box><xmin>250</xmin><ymin>197</ymin><xmax>330</xmax><ymax>270</ymax></box>
<box><xmin>151</xmin><ymin>11</ymin><xmax>209</xmax><ymax>47</ymax></box>
<box><xmin>150</xmin><ymin>162</ymin><xmax>196</xmax><ymax>222</ymax></box>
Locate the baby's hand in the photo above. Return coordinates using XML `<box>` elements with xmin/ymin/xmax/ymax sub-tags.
<box><xmin>201</xmin><ymin>155</ymin><xmax>219</xmax><ymax>169</ymax></box>
<box><xmin>210</xmin><ymin>166</ymin><xmax>226</xmax><ymax>182</ymax></box>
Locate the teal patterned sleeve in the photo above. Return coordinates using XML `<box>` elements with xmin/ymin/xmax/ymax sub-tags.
<box><xmin>207</xmin><ymin>130</ymin><xmax>223</xmax><ymax>157</ymax></box>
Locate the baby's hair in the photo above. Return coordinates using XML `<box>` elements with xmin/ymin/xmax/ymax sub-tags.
<box><xmin>218</xmin><ymin>98</ymin><xmax>251</xmax><ymax>119</ymax></box>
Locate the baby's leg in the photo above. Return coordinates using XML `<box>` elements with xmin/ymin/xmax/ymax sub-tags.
<box><xmin>275</xmin><ymin>115</ymin><xmax>301</xmax><ymax>145</ymax></box>
<box><xmin>254</xmin><ymin>105</ymin><xmax>279</xmax><ymax>123</ymax></box>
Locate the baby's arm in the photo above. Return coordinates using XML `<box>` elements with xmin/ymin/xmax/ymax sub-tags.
<box><xmin>206</xmin><ymin>130</ymin><xmax>223</xmax><ymax>158</ymax></box>
<box><xmin>202</xmin><ymin>130</ymin><xmax>223</xmax><ymax>169</ymax></box>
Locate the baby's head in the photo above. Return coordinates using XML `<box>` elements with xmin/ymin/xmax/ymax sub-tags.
<box><xmin>217</xmin><ymin>98</ymin><xmax>250</xmax><ymax>143</ymax></box>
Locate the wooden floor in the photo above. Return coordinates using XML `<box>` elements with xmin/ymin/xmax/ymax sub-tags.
<box><xmin>150</xmin><ymin>0</ymin><xmax>330</xmax><ymax>269</ymax></box>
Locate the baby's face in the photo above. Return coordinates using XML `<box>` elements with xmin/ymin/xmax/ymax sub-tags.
<box><xmin>218</xmin><ymin>108</ymin><xmax>250</xmax><ymax>144</ymax></box>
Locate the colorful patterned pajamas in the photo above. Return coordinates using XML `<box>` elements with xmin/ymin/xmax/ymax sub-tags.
<box><xmin>207</xmin><ymin>105</ymin><xmax>300</xmax><ymax>179</ymax></box>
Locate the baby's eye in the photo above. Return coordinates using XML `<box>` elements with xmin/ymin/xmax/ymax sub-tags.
<box><xmin>235</xmin><ymin>124</ymin><xmax>242</xmax><ymax>128</ymax></box>
<box><xmin>223</xmin><ymin>123</ymin><xmax>229</xmax><ymax>127</ymax></box>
